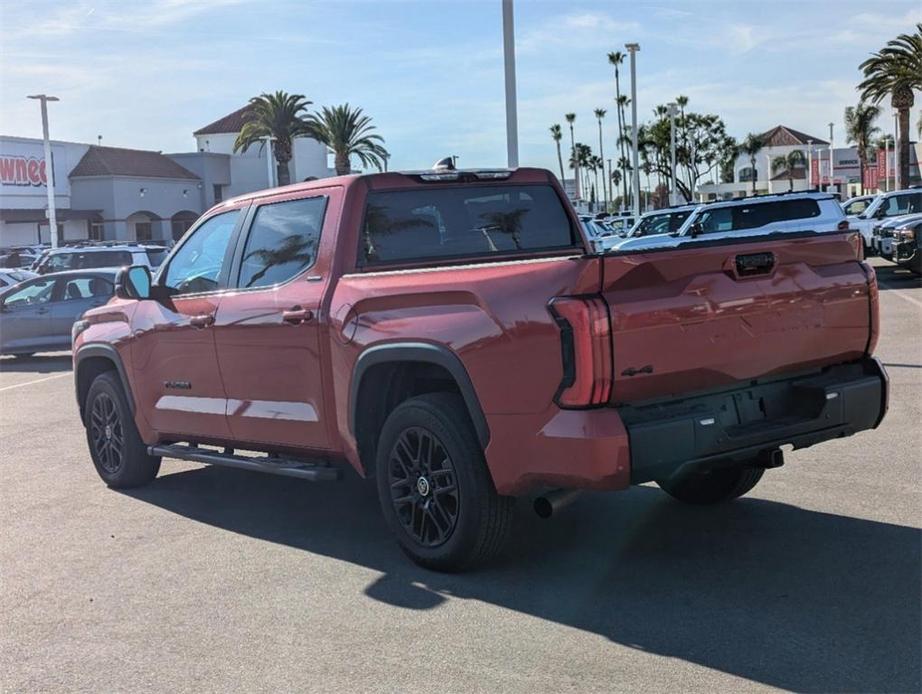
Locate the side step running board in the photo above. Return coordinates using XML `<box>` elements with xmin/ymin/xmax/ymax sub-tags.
<box><xmin>148</xmin><ymin>444</ymin><xmax>341</xmax><ymax>481</ymax></box>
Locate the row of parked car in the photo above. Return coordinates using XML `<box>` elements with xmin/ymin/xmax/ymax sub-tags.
<box><xmin>580</xmin><ymin>186</ymin><xmax>922</xmax><ymax>275</ymax></box>
<box><xmin>0</xmin><ymin>241</ymin><xmax>170</xmax><ymax>357</ymax></box>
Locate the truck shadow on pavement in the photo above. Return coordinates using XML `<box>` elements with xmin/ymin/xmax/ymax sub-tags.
<box><xmin>127</xmin><ymin>466</ymin><xmax>921</xmax><ymax>693</ymax></box>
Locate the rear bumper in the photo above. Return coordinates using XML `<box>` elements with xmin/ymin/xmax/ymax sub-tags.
<box><xmin>621</xmin><ymin>358</ymin><xmax>888</xmax><ymax>484</ymax></box>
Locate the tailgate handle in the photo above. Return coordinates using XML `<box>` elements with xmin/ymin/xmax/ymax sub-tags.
<box><xmin>735</xmin><ymin>252</ymin><xmax>775</xmax><ymax>277</ymax></box>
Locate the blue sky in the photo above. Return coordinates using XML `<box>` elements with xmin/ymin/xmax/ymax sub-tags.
<box><xmin>2</xmin><ymin>0</ymin><xmax>920</xmax><ymax>172</ymax></box>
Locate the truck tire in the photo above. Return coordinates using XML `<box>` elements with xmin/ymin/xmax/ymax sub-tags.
<box><xmin>375</xmin><ymin>393</ymin><xmax>513</xmax><ymax>572</ymax></box>
<box><xmin>84</xmin><ymin>371</ymin><xmax>160</xmax><ymax>489</ymax></box>
<box><xmin>657</xmin><ymin>465</ymin><xmax>764</xmax><ymax>505</ymax></box>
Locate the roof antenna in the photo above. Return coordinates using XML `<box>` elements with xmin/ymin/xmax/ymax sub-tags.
<box><xmin>432</xmin><ymin>156</ymin><xmax>456</xmax><ymax>171</ymax></box>
<box><xmin>97</xmin><ymin>135</ymin><xmax>102</xmax><ymax>146</ymax></box>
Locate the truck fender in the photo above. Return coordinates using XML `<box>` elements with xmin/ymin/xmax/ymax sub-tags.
<box><xmin>74</xmin><ymin>344</ymin><xmax>136</xmax><ymax>418</ymax></box>
<box><xmin>349</xmin><ymin>342</ymin><xmax>490</xmax><ymax>449</ymax></box>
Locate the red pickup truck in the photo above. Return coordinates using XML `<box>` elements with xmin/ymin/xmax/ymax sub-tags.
<box><xmin>73</xmin><ymin>167</ymin><xmax>888</xmax><ymax>570</ymax></box>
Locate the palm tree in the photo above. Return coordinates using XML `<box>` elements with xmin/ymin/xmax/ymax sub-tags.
<box><xmin>549</xmin><ymin>124</ymin><xmax>565</xmax><ymax>183</ymax></box>
<box><xmin>844</xmin><ymin>103</ymin><xmax>881</xmax><ymax>193</ymax></box>
<box><xmin>607</xmin><ymin>51</ymin><xmax>627</xmax><ymax>208</ymax></box>
<box><xmin>594</xmin><ymin>108</ymin><xmax>608</xmax><ymax>211</ymax></box>
<box><xmin>565</xmin><ymin>113</ymin><xmax>578</xmax><ymax>198</ymax></box>
<box><xmin>771</xmin><ymin>150</ymin><xmax>806</xmax><ymax>191</ymax></box>
<box><xmin>610</xmin><ymin>168</ymin><xmax>622</xmax><ymax>208</ymax></box>
<box><xmin>234</xmin><ymin>91</ymin><xmax>313</xmax><ymax>186</ymax></box>
<box><xmin>858</xmin><ymin>24</ymin><xmax>922</xmax><ymax>187</ymax></box>
<box><xmin>591</xmin><ymin>154</ymin><xmax>604</xmax><ymax>211</ymax></box>
<box><xmin>739</xmin><ymin>133</ymin><xmax>764</xmax><ymax>196</ymax></box>
<box><xmin>306</xmin><ymin>103</ymin><xmax>389</xmax><ymax>176</ymax></box>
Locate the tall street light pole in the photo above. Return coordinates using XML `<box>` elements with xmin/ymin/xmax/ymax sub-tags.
<box><xmin>625</xmin><ymin>42</ymin><xmax>640</xmax><ymax>217</ymax></box>
<box><xmin>893</xmin><ymin>110</ymin><xmax>900</xmax><ymax>190</ymax></box>
<box><xmin>502</xmin><ymin>0</ymin><xmax>519</xmax><ymax>169</ymax></box>
<box><xmin>27</xmin><ymin>94</ymin><xmax>60</xmax><ymax>248</ymax></box>
<box><xmin>667</xmin><ymin>102</ymin><xmax>678</xmax><ymax>205</ymax></box>
<box><xmin>828</xmin><ymin>122</ymin><xmax>834</xmax><ymax>194</ymax></box>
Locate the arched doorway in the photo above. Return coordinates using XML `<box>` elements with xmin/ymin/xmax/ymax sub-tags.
<box><xmin>126</xmin><ymin>211</ymin><xmax>162</xmax><ymax>242</ymax></box>
<box><xmin>171</xmin><ymin>210</ymin><xmax>199</xmax><ymax>242</ymax></box>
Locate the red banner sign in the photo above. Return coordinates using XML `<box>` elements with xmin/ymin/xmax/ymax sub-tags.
<box><xmin>0</xmin><ymin>155</ymin><xmax>47</xmax><ymax>187</ymax></box>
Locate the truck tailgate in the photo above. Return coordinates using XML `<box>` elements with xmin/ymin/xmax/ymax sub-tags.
<box><xmin>602</xmin><ymin>233</ymin><xmax>873</xmax><ymax>404</ymax></box>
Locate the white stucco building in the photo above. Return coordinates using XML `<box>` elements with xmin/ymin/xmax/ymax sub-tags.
<box><xmin>191</xmin><ymin>106</ymin><xmax>333</xmax><ymax>198</ymax></box>
<box><xmin>1</xmin><ymin>105</ymin><xmax>336</xmax><ymax>247</ymax></box>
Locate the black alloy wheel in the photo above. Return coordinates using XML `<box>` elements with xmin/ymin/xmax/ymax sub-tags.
<box><xmin>89</xmin><ymin>391</ymin><xmax>124</xmax><ymax>474</ymax></box>
<box><xmin>386</xmin><ymin>426</ymin><xmax>460</xmax><ymax>547</ymax></box>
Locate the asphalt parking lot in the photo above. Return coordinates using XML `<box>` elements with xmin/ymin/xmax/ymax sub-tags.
<box><xmin>1</xmin><ymin>259</ymin><xmax>919</xmax><ymax>693</ymax></box>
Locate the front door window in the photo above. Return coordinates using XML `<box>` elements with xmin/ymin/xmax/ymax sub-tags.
<box><xmin>163</xmin><ymin>210</ymin><xmax>240</xmax><ymax>295</ymax></box>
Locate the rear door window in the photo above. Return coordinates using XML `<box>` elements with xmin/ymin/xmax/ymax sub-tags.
<box><xmin>360</xmin><ymin>184</ymin><xmax>577</xmax><ymax>266</ymax></box>
<box><xmin>78</xmin><ymin>251</ymin><xmax>132</xmax><ymax>269</ymax></box>
<box><xmin>62</xmin><ymin>276</ymin><xmax>113</xmax><ymax>301</ymax></box>
<box><xmin>237</xmin><ymin>196</ymin><xmax>326</xmax><ymax>289</ymax></box>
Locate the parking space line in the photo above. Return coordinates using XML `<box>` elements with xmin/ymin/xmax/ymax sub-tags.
<box><xmin>0</xmin><ymin>372</ymin><xmax>71</xmax><ymax>392</ymax></box>
<box><xmin>878</xmin><ymin>282</ymin><xmax>922</xmax><ymax>309</ymax></box>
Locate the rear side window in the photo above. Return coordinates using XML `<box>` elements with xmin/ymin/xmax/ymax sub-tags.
<box><xmin>238</xmin><ymin>196</ymin><xmax>327</xmax><ymax>289</ymax></box>
<box><xmin>79</xmin><ymin>251</ymin><xmax>132</xmax><ymax>269</ymax></box>
<box><xmin>360</xmin><ymin>184</ymin><xmax>577</xmax><ymax>266</ymax></box>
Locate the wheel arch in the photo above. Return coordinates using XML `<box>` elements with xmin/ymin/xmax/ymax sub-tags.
<box><xmin>349</xmin><ymin>342</ymin><xmax>489</xmax><ymax>476</ymax></box>
<box><xmin>74</xmin><ymin>344</ymin><xmax>135</xmax><ymax>420</ymax></box>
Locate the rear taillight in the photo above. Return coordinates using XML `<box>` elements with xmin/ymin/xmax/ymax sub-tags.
<box><xmin>548</xmin><ymin>296</ymin><xmax>613</xmax><ymax>408</ymax></box>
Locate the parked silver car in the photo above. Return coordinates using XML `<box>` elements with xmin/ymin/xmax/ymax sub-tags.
<box><xmin>609</xmin><ymin>192</ymin><xmax>847</xmax><ymax>252</ymax></box>
<box><xmin>0</xmin><ymin>269</ymin><xmax>116</xmax><ymax>357</ymax></box>
<box><xmin>0</xmin><ymin>269</ymin><xmax>38</xmax><ymax>290</ymax></box>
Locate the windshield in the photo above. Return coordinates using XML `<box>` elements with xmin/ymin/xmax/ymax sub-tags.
<box><xmin>632</xmin><ymin>213</ymin><xmax>672</xmax><ymax>237</ymax></box>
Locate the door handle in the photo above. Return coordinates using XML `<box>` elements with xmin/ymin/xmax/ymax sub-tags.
<box><xmin>282</xmin><ymin>306</ymin><xmax>313</xmax><ymax>324</ymax></box>
<box><xmin>37</xmin><ymin>307</ymin><xmax>49</xmax><ymax>314</ymax></box>
<box><xmin>190</xmin><ymin>314</ymin><xmax>215</xmax><ymax>328</ymax></box>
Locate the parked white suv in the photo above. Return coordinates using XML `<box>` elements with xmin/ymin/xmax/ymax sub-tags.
<box><xmin>848</xmin><ymin>188</ymin><xmax>922</xmax><ymax>253</ymax></box>
<box><xmin>610</xmin><ymin>192</ymin><xmax>847</xmax><ymax>252</ymax></box>
<box><xmin>33</xmin><ymin>244</ymin><xmax>169</xmax><ymax>275</ymax></box>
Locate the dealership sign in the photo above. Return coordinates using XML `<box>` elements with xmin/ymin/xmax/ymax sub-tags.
<box><xmin>0</xmin><ymin>155</ymin><xmax>48</xmax><ymax>187</ymax></box>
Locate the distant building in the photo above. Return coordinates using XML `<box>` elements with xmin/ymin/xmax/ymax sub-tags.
<box><xmin>0</xmin><ymin>106</ymin><xmax>335</xmax><ymax>247</ymax></box>
<box><xmin>697</xmin><ymin>124</ymin><xmax>920</xmax><ymax>201</ymax></box>
<box><xmin>190</xmin><ymin>105</ymin><xmax>333</xmax><ymax>197</ymax></box>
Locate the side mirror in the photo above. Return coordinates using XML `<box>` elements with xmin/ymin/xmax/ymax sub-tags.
<box><xmin>688</xmin><ymin>222</ymin><xmax>703</xmax><ymax>238</ymax></box>
<box><xmin>115</xmin><ymin>265</ymin><xmax>152</xmax><ymax>300</ymax></box>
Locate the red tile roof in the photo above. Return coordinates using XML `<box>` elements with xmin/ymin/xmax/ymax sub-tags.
<box><xmin>193</xmin><ymin>106</ymin><xmax>253</xmax><ymax>135</ymax></box>
<box><xmin>70</xmin><ymin>146</ymin><xmax>199</xmax><ymax>180</ymax></box>
<box><xmin>758</xmin><ymin>125</ymin><xmax>828</xmax><ymax>147</ymax></box>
